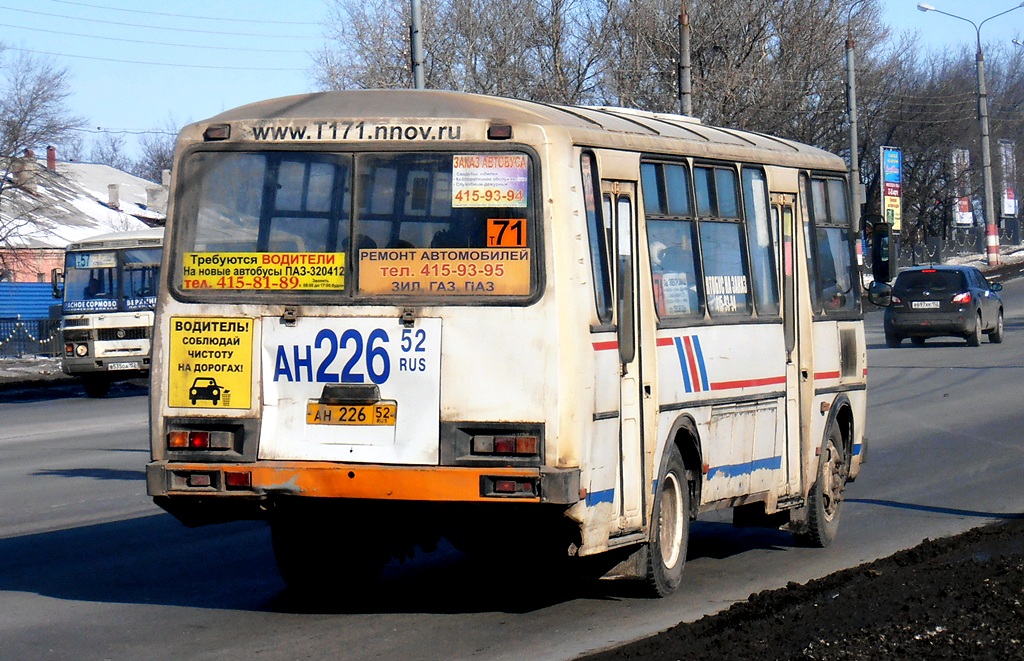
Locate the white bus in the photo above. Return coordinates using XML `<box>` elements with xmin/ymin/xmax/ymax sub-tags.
<box><xmin>53</xmin><ymin>228</ymin><xmax>164</xmax><ymax>397</ymax></box>
<box><xmin>147</xmin><ymin>90</ymin><xmax>869</xmax><ymax>595</ymax></box>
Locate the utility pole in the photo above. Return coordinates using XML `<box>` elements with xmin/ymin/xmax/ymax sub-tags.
<box><xmin>846</xmin><ymin>35</ymin><xmax>861</xmax><ymax>232</ymax></box>
<box><xmin>411</xmin><ymin>0</ymin><xmax>425</xmax><ymax>90</ymax></box>
<box><xmin>678</xmin><ymin>3</ymin><xmax>691</xmax><ymax>116</ymax></box>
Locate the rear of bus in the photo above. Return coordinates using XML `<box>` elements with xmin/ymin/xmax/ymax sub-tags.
<box><xmin>146</xmin><ymin>92</ymin><xmax>581</xmax><ymax>586</ymax></box>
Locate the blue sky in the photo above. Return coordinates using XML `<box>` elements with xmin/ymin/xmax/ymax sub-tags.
<box><xmin>1</xmin><ymin>1</ymin><xmax>1023</xmax><ymax>166</ymax></box>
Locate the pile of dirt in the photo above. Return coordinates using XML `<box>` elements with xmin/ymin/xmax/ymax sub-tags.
<box><xmin>583</xmin><ymin>517</ymin><xmax>1024</xmax><ymax>660</ymax></box>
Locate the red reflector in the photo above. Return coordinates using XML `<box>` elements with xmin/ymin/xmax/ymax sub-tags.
<box><xmin>225</xmin><ymin>471</ymin><xmax>252</xmax><ymax>488</ymax></box>
<box><xmin>494</xmin><ymin>436</ymin><xmax>516</xmax><ymax>454</ymax></box>
<box><xmin>188</xmin><ymin>431</ymin><xmax>210</xmax><ymax>448</ymax></box>
<box><xmin>203</xmin><ymin>124</ymin><xmax>230</xmax><ymax>141</ymax></box>
<box><xmin>487</xmin><ymin>124</ymin><xmax>513</xmax><ymax>140</ymax></box>
<box><xmin>494</xmin><ymin>479</ymin><xmax>517</xmax><ymax>493</ymax></box>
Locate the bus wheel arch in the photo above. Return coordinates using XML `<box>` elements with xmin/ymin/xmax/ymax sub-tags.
<box><xmin>642</xmin><ymin>417</ymin><xmax>701</xmax><ymax>596</ymax></box>
<box><xmin>796</xmin><ymin>396</ymin><xmax>852</xmax><ymax>548</ymax></box>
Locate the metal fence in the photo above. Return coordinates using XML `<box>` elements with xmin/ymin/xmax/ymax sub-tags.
<box><xmin>895</xmin><ymin>218</ymin><xmax>1022</xmax><ymax>269</ymax></box>
<box><xmin>0</xmin><ymin>319</ymin><xmax>61</xmax><ymax>358</ymax></box>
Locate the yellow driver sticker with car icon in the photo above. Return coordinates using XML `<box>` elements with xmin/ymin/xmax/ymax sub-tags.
<box><xmin>168</xmin><ymin>317</ymin><xmax>253</xmax><ymax>409</ymax></box>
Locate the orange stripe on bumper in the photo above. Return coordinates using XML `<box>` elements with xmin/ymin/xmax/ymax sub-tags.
<box><xmin>164</xmin><ymin>462</ymin><xmax>542</xmax><ymax>503</ymax></box>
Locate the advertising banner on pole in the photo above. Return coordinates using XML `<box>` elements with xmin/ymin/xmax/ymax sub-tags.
<box><xmin>999</xmin><ymin>139</ymin><xmax>1017</xmax><ymax>218</ymax></box>
<box><xmin>881</xmin><ymin>146</ymin><xmax>902</xmax><ymax>232</ymax></box>
<box><xmin>951</xmin><ymin>148</ymin><xmax>974</xmax><ymax>227</ymax></box>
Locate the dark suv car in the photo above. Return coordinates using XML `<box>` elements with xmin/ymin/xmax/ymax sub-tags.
<box><xmin>883</xmin><ymin>265</ymin><xmax>1004</xmax><ymax>347</ymax></box>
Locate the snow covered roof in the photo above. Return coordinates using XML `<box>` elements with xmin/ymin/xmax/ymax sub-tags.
<box><xmin>2</xmin><ymin>158</ymin><xmax>165</xmax><ymax>250</ymax></box>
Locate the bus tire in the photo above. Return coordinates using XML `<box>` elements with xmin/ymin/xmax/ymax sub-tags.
<box><xmin>82</xmin><ymin>376</ymin><xmax>111</xmax><ymax>398</ymax></box>
<box><xmin>643</xmin><ymin>444</ymin><xmax>689</xmax><ymax>597</ymax></box>
<box><xmin>796</xmin><ymin>425</ymin><xmax>846</xmax><ymax>548</ymax></box>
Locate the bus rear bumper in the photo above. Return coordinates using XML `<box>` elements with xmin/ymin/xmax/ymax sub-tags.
<box><xmin>147</xmin><ymin>460</ymin><xmax>580</xmax><ymax>511</ymax></box>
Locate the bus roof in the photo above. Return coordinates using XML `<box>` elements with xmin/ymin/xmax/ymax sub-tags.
<box><xmin>66</xmin><ymin>227</ymin><xmax>164</xmax><ymax>252</ymax></box>
<box><xmin>190</xmin><ymin>89</ymin><xmax>846</xmax><ymax>171</ymax></box>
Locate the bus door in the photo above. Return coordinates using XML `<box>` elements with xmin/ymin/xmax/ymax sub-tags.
<box><xmin>772</xmin><ymin>192</ymin><xmax>807</xmax><ymax>495</ymax></box>
<box><xmin>602</xmin><ymin>181</ymin><xmax>645</xmax><ymax>531</ymax></box>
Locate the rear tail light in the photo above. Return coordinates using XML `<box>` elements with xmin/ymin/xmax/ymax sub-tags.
<box><xmin>167</xmin><ymin>430</ymin><xmax>233</xmax><ymax>450</ymax></box>
<box><xmin>952</xmin><ymin>292</ymin><xmax>972</xmax><ymax>304</ymax></box>
<box><xmin>483</xmin><ymin>476</ymin><xmax>538</xmax><ymax>497</ymax></box>
<box><xmin>891</xmin><ymin>295</ymin><xmax>902</xmax><ymax>305</ymax></box>
<box><xmin>472</xmin><ymin>434</ymin><xmax>540</xmax><ymax>456</ymax></box>
<box><xmin>224</xmin><ymin>471</ymin><xmax>252</xmax><ymax>489</ymax></box>
<box><xmin>494</xmin><ymin>479</ymin><xmax>535</xmax><ymax>494</ymax></box>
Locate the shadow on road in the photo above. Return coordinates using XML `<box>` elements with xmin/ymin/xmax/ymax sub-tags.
<box><xmin>0</xmin><ymin>512</ymin><xmax>809</xmax><ymax>615</ymax></box>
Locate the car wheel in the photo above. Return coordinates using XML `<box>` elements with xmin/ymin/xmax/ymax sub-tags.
<box><xmin>910</xmin><ymin>337</ymin><xmax>925</xmax><ymax>346</ymax></box>
<box><xmin>796</xmin><ymin>425</ymin><xmax>847</xmax><ymax>548</ymax></box>
<box><xmin>990</xmin><ymin>311</ymin><xmax>1004</xmax><ymax>344</ymax></box>
<box><xmin>643</xmin><ymin>444</ymin><xmax>690</xmax><ymax>597</ymax></box>
<box><xmin>885</xmin><ymin>331</ymin><xmax>902</xmax><ymax>348</ymax></box>
<box><xmin>967</xmin><ymin>312</ymin><xmax>982</xmax><ymax>347</ymax></box>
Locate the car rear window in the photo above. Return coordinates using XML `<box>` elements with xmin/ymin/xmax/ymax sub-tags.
<box><xmin>893</xmin><ymin>270</ymin><xmax>965</xmax><ymax>294</ymax></box>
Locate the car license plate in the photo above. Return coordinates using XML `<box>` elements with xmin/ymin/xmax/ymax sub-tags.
<box><xmin>306</xmin><ymin>401</ymin><xmax>397</xmax><ymax>426</ymax></box>
<box><xmin>108</xmin><ymin>361</ymin><xmax>140</xmax><ymax>371</ymax></box>
<box><xmin>911</xmin><ymin>301</ymin><xmax>940</xmax><ymax>309</ymax></box>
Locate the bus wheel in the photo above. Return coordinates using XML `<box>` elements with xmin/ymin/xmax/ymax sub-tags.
<box><xmin>270</xmin><ymin>508</ymin><xmax>387</xmax><ymax>596</ymax></box>
<box><xmin>82</xmin><ymin>376</ymin><xmax>111</xmax><ymax>398</ymax></box>
<box><xmin>644</xmin><ymin>444</ymin><xmax>689</xmax><ymax>597</ymax></box>
<box><xmin>797</xmin><ymin>426</ymin><xmax>846</xmax><ymax>548</ymax></box>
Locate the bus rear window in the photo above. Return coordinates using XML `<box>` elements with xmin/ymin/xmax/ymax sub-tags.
<box><xmin>176</xmin><ymin>151</ymin><xmax>537</xmax><ymax>299</ymax></box>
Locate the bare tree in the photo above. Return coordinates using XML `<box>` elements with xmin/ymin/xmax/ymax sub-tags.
<box><xmin>0</xmin><ymin>46</ymin><xmax>86</xmax><ymax>276</ymax></box>
<box><xmin>314</xmin><ymin>0</ymin><xmax>610</xmax><ymax>104</ymax></box>
<box><xmin>132</xmin><ymin>123</ymin><xmax>177</xmax><ymax>184</ymax></box>
<box><xmin>89</xmin><ymin>132</ymin><xmax>133</xmax><ymax>172</ymax></box>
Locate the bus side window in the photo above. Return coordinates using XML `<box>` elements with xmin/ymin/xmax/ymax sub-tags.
<box><xmin>694</xmin><ymin>165</ymin><xmax>752</xmax><ymax>317</ymax></box>
<box><xmin>742</xmin><ymin>167</ymin><xmax>779</xmax><ymax>317</ymax></box>
<box><xmin>806</xmin><ymin>176</ymin><xmax>858</xmax><ymax>315</ymax></box>
<box><xmin>581</xmin><ymin>152</ymin><xmax>612</xmax><ymax>324</ymax></box>
<box><xmin>641</xmin><ymin>160</ymin><xmax>703</xmax><ymax>320</ymax></box>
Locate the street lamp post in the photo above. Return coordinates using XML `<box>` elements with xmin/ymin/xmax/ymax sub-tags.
<box><xmin>917</xmin><ymin>2</ymin><xmax>1024</xmax><ymax>266</ymax></box>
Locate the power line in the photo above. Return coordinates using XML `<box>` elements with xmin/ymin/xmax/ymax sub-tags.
<box><xmin>5</xmin><ymin>46</ymin><xmax>305</xmax><ymax>71</ymax></box>
<box><xmin>47</xmin><ymin>0</ymin><xmax>320</xmax><ymax>26</ymax></box>
<box><xmin>0</xmin><ymin>21</ymin><xmax>308</xmax><ymax>53</ymax></box>
<box><xmin>0</xmin><ymin>4</ymin><xmax>316</xmax><ymax>39</ymax></box>
<box><xmin>73</xmin><ymin>127</ymin><xmax>177</xmax><ymax>136</ymax></box>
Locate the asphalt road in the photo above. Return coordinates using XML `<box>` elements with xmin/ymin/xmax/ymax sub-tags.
<box><xmin>2</xmin><ymin>277</ymin><xmax>1023</xmax><ymax>660</ymax></box>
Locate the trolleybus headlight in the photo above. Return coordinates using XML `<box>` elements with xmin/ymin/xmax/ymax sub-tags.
<box><xmin>74</xmin><ymin>343</ymin><xmax>89</xmax><ymax>357</ymax></box>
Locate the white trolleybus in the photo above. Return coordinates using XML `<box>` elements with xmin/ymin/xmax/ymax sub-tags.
<box><xmin>53</xmin><ymin>228</ymin><xmax>164</xmax><ymax>398</ymax></box>
<box><xmin>147</xmin><ymin>90</ymin><xmax>869</xmax><ymax>595</ymax></box>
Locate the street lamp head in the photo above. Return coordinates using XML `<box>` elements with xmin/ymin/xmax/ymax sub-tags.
<box><xmin>1015</xmin><ymin>39</ymin><xmax>1024</xmax><ymax>47</ymax></box>
<box><xmin>917</xmin><ymin>3</ymin><xmax>935</xmax><ymax>11</ymax></box>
